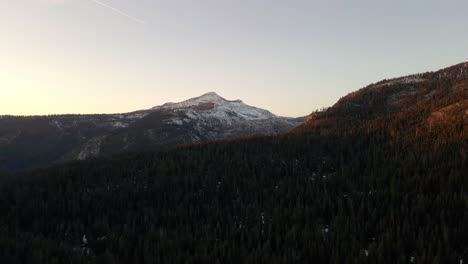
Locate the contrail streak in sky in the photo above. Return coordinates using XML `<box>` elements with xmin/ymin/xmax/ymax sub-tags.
<box><xmin>90</xmin><ymin>0</ymin><xmax>146</xmax><ymax>24</ymax></box>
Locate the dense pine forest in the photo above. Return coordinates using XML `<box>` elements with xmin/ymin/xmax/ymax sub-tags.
<box><xmin>0</xmin><ymin>63</ymin><xmax>467</xmax><ymax>263</ymax></box>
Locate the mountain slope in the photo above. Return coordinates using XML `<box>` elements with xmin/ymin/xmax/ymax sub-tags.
<box><xmin>0</xmin><ymin>92</ymin><xmax>305</xmax><ymax>173</ymax></box>
<box><xmin>293</xmin><ymin>62</ymin><xmax>468</xmax><ymax>141</ymax></box>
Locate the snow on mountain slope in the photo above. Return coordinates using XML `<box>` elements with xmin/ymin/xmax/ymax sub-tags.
<box><xmin>143</xmin><ymin>92</ymin><xmax>305</xmax><ymax>142</ymax></box>
<box><xmin>146</xmin><ymin>92</ymin><xmax>304</xmax><ymax>137</ymax></box>
<box><xmin>152</xmin><ymin>92</ymin><xmax>277</xmax><ymax>121</ymax></box>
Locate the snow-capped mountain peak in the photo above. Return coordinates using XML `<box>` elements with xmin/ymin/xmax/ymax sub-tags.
<box><xmin>153</xmin><ymin>92</ymin><xmax>228</xmax><ymax>110</ymax></box>
<box><xmin>194</xmin><ymin>92</ymin><xmax>227</xmax><ymax>102</ymax></box>
<box><xmin>151</xmin><ymin>92</ymin><xmax>277</xmax><ymax>121</ymax></box>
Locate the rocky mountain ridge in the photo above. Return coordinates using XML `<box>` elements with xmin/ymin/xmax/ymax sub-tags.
<box><xmin>0</xmin><ymin>92</ymin><xmax>305</xmax><ymax>173</ymax></box>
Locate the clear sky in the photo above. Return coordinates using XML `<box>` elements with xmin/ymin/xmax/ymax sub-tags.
<box><xmin>1</xmin><ymin>0</ymin><xmax>467</xmax><ymax>117</ymax></box>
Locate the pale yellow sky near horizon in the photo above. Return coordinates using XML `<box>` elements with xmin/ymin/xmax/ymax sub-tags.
<box><xmin>1</xmin><ymin>0</ymin><xmax>467</xmax><ymax>117</ymax></box>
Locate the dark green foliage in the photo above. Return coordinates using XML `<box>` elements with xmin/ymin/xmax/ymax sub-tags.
<box><xmin>0</xmin><ymin>130</ymin><xmax>466</xmax><ymax>263</ymax></box>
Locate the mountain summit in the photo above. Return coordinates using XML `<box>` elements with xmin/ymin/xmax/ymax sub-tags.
<box><xmin>152</xmin><ymin>92</ymin><xmax>278</xmax><ymax>122</ymax></box>
<box><xmin>153</xmin><ymin>92</ymin><xmax>232</xmax><ymax>110</ymax></box>
<box><xmin>0</xmin><ymin>93</ymin><xmax>305</xmax><ymax>173</ymax></box>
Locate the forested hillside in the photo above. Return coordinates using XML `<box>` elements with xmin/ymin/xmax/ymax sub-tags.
<box><xmin>0</xmin><ymin>63</ymin><xmax>466</xmax><ymax>263</ymax></box>
<box><xmin>294</xmin><ymin>62</ymin><xmax>468</xmax><ymax>139</ymax></box>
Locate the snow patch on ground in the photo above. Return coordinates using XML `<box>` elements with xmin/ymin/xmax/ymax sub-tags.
<box><xmin>165</xmin><ymin>119</ymin><xmax>184</xmax><ymax>125</ymax></box>
<box><xmin>111</xmin><ymin>122</ymin><xmax>128</xmax><ymax>128</ymax></box>
<box><xmin>398</xmin><ymin>76</ymin><xmax>426</xmax><ymax>84</ymax></box>
<box><xmin>50</xmin><ymin>120</ymin><xmax>63</xmax><ymax>130</ymax></box>
<box><xmin>374</xmin><ymin>74</ymin><xmax>426</xmax><ymax>88</ymax></box>
<box><xmin>77</xmin><ymin>137</ymin><xmax>103</xmax><ymax>160</ymax></box>
<box><xmin>124</xmin><ymin>113</ymin><xmax>148</xmax><ymax>119</ymax></box>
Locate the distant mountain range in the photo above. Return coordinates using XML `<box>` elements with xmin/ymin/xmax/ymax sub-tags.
<box><xmin>0</xmin><ymin>92</ymin><xmax>305</xmax><ymax>173</ymax></box>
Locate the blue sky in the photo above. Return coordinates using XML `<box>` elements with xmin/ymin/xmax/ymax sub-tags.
<box><xmin>1</xmin><ymin>0</ymin><xmax>467</xmax><ymax>116</ymax></box>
